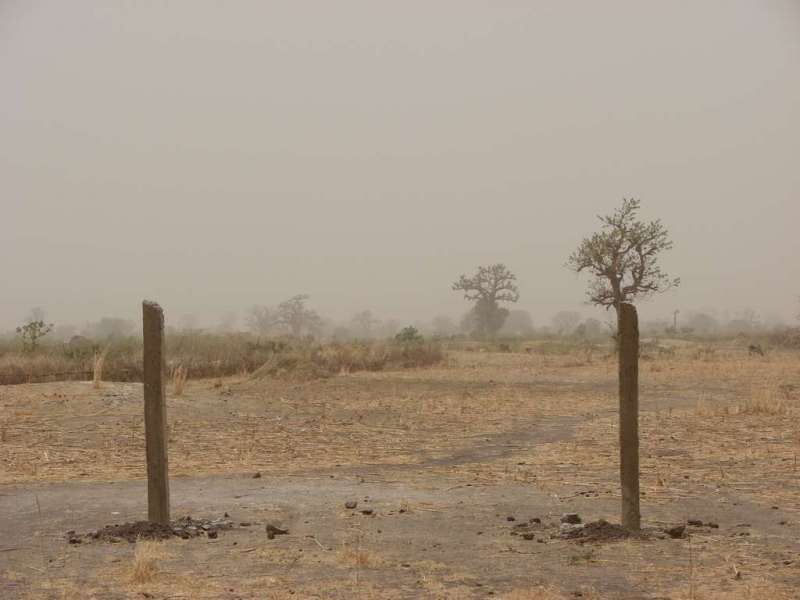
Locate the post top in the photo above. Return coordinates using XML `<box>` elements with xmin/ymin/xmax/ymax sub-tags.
<box><xmin>142</xmin><ymin>300</ymin><xmax>163</xmax><ymax>311</ymax></box>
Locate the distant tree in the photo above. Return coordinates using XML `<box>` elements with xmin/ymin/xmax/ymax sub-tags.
<box><xmin>395</xmin><ymin>326</ymin><xmax>423</xmax><ymax>343</ymax></box>
<box><xmin>352</xmin><ymin>310</ymin><xmax>380</xmax><ymax>338</ymax></box>
<box><xmin>276</xmin><ymin>295</ymin><xmax>323</xmax><ymax>337</ymax></box>
<box><xmin>567</xmin><ymin>199</ymin><xmax>679</xmax><ymax>320</ymax></box>
<box><xmin>16</xmin><ymin>319</ymin><xmax>53</xmax><ymax>351</ymax></box>
<box><xmin>84</xmin><ymin>318</ymin><xmax>134</xmax><ymax>339</ymax></box>
<box><xmin>431</xmin><ymin>315</ymin><xmax>458</xmax><ymax>337</ymax></box>
<box><xmin>551</xmin><ymin>310</ymin><xmax>581</xmax><ymax>336</ymax></box>
<box><xmin>575</xmin><ymin>318</ymin><xmax>605</xmax><ymax>340</ymax></box>
<box><xmin>377</xmin><ymin>318</ymin><xmax>401</xmax><ymax>339</ymax></box>
<box><xmin>726</xmin><ymin>308</ymin><xmax>760</xmax><ymax>334</ymax></box>
<box><xmin>686</xmin><ymin>312</ymin><xmax>719</xmax><ymax>335</ymax></box>
<box><xmin>246</xmin><ymin>305</ymin><xmax>276</xmax><ymax>336</ymax></box>
<box><xmin>499</xmin><ymin>310</ymin><xmax>534</xmax><ymax>337</ymax></box>
<box><xmin>331</xmin><ymin>326</ymin><xmax>352</xmax><ymax>341</ymax></box>
<box><xmin>216</xmin><ymin>312</ymin><xmax>238</xmax><ymax>333</ymax></box>
<box><xmin>452</xmin><ymin>264</ymin><xmax>520</xmax><ymax>338</ymax></box>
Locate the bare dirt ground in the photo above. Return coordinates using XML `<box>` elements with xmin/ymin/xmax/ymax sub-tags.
<box><xmin>1</xmin><ymin>347</ymin><xmax>799</xmax><ymax>599</ymax></box>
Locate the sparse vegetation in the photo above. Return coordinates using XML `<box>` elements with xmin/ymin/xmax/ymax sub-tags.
<box><xmin>0</xmin><ymin>333</ymin><xmax>444</xmax><ymax>385</ymax></box>
<box><xmin>15</xmin><ymin>319</ymin><xmax>53</xmax><ymax>352</ymax></box>
<box><xmin>567</xmin><ymin>198</ymin><xmax>679</xmax><ymax>317</ymax></box>
<box><xmin>129</xmin><ymin>539</ymin><xmax>168</xmax><ymax>584</ymax></box>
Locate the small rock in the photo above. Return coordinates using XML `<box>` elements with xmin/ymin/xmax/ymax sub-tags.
<box><xmin>522</xmin><ymin>533</ymin><xmax>535</xmax><ymax>541</ymax></box>
<box><xmin>361</xmin><ymin>509</ymin><xmax>374</xmax><ymax>516</ymax></box>
<box><xmin>665</xmin><ymin>525</ymin><xmax>686</xmax><ymax>539</ymax></box>
<box><xmin>252</xmin><ymin>472</ymin><xmax>262</xmax><ymax>479</ymax></box>
<box><xmin>561</xmin><ymin>513</ymin><xmax>582</xmax><ymax>525</ymax></box>
<box><xmin>708</xmin><ymin>522</ymin><xmax>719</xmax><ymax>529</ymax></box>
<box><xmin>560</xmin><ymin>523</ymin><xmax>585</xmax><ymax>535</ymax></box>
<box><xmin>239</xmin><ymin>522</ymin><xmax>252</xmax><ymax>527</ymax></box>
<box><xmin>506</xmin><ymin>516</ymin><xmax>516</xmax><ymax>522</ymax></box>
<box><xmin>345</xmin><ymin>501</ymin><xmax>358</xmax><ymax>510</ymax></box>
<box><xmin>207</xmin><ymin>530</ymin><xmax>218</xmax><ymax>539</ymax></box>
<box><xmin>530</xmin><ymin>517</ymin><xmax>541</xmax><ymax>524</ymax></box>
<box><xmin>266</xmin><ymin>524</ymin><xmax>289</xmax><ymax>539</ymax></box>
<box><xmin>687</xmin><ymin>519</ymin><xmax>703</xmax><ymax>527</ymax></box>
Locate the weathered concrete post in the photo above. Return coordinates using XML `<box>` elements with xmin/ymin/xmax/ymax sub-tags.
<box><xmin>142</xmin><ymin>300</ymin><xmax>170</xmax><ymax>524</ymax></box>
<box><xmin>618</xmin><ymin>302</ymin><xmax>640</xmax><ymax>531</ymax></box>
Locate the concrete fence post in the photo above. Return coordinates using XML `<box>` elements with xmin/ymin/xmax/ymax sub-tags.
<box><xmin>618</xmin><ymin>302</ymin><xmax>641</xmax><ymax>531</ymax></box>
<box><xmin>142</xmin><ymin>300</ymin><xmax>170</xmax><ymax>524</ymax></box>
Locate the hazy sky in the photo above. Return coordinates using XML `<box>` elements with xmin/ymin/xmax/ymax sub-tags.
<box><xmin>2</xmin><ymin>1</ymin><xmax>799</xmax><ymax>331</ymax></box>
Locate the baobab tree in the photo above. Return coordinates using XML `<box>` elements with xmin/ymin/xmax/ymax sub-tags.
<box><xmin>452</xmin><ymin>264</ymin><xmax>519</xmax><ymax>338</ymax></box>
<box><xmin>567</xmin><ymin>198</ymin><xmax>679</xmax><ymax>322</ymax></box>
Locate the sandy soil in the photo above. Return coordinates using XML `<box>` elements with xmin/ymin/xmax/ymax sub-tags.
<box><xmin>1</xmin><ymin>348</ymin><xmax>799</xmax><ymax>599</ymax></box>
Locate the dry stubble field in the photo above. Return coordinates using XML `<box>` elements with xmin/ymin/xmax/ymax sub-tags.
<box><xmin>1</xmin><ymin>343</ymin><xmax>799</xmax><ymax>599</ymax></box>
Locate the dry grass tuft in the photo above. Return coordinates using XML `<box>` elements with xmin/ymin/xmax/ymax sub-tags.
<box><xmin>736</xmin><ymin>384</ymin><xmax>788</xmax><ymax>415</ymax></box>
<box><xmin>129</xmin><ymin>539</ymin><xmax>168</xmax><ymax>584</ymax></box>
<box><xmin>498</xmin><ymin>586</ymin><xmax>600</xmax><ymax>600</ymax></box>
<box><xmin>92</xmin><ymin>348</ymin><xmax>108</xmax><ymax>389</ymax></box>
<box><xmin>171</xmin><ymin>365</ymin><xmax>188</xmax><ymax>396</ymax></box>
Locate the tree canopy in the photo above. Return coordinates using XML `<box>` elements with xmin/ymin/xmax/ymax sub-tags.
<box><xmin>452</xmin><ymin>264</ymin><xmax>519</xmax><ymax>338</ymax></box>
<box><xmin>567</xmin><ymin>199</ymin><xmax>678</xmax><ymax>312</ymax></box>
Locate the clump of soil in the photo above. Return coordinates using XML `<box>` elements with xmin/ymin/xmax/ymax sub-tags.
<box><xmin>67</xmin><ymin>515</ymin><xmax>234</xmax><ymax>544</ymax></box>
<box><xmin>560</xmin><ymin>519</ymin><xmax>631</xmax><ymax>543</ymax></box>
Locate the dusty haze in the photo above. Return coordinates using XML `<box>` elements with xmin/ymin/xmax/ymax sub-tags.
<box><xmin>2</xmin><ymin>0</ymin><xmax>799</xmax><ymax>331</ymax></box>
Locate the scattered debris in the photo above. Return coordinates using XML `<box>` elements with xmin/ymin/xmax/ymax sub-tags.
<box><xmin>66</xmin><ymin>515</ymin><xmax>234</xmax><ymax>544</ymax></box>
<box><xmin>561</xmin><ymin>520</ymin><xmax>630</xmax><ymax>543</ymax></box>
<box><xmin>664</xmin><ymin>525</ymin><xmax>686</xmax><ymax>539</ymax></box>
<box><xmin>266</xmin><ymin>524</ymin><xmax>289</xmax><ymax>540</ymax></box>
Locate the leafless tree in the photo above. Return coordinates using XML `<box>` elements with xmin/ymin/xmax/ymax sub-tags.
<box><xmin>452</xmin><ymin>264</ymin><xmax>519</xmax><ymax>338</ymax></box>
<box><xmin>431</xmin><ymin>315</ymin><xmax>458</xmax><ymax>337</ymax></box>
<box><xmin>351</xmin><ymin>310</ymin><xmax>380</xmax><ymax>338</ymax></box>
<box><xmin>277</xmin><ymin>295</ymin><xmax>322</xmax><ymax>337</ymax></box>
<box><xmin>246</xmin><ymin>305</ymin><xmax>276</xmax><ymax>336</ymax></box>
<box><xmin>567</xmin><ymin>199</ymin><xmax>678</xmax><ymax>318</ymax></box>
<box><xmin>551</xmin><ymin>310</ymin><xmax>581</xmax><ymax>336</ymax></box>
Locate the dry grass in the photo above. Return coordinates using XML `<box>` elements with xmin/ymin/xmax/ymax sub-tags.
<box><xmin>498</xmin><ymin>587</ymin><xmax>600</xmax><ymax>600</ymax></box>
<box><xmin>92</xmin><ymin>349</ymin><xmax>107</xmax><ymax>389</ymax></box>
<box><xmin>129</xmin><ymin>539</ymin><xmax>169</xmax><ymax>584</ymax></box>
<box><xmin>0</xmin><ymin>335</ymin><xmax>444</xmax><ymax>385</ymax></box>
<box><xmin>171</xmin><ymin>364</ymin><xmax>188</xmax><ymax>396</ymax></box>
<box><xmin>4</xmin><ymin>341</ymin><xmax>800</xmax><ymax>599</ymax></box>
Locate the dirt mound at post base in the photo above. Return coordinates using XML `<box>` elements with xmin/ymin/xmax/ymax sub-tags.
<box><xmin>66</xmin><ymin>515</ymin><xmax>234</xmax><ymax>544</ymax></box>
<box><xmin>561</xmin><ymin>519</ymin><xmax>631</xmax><ymax>543</ymax></box>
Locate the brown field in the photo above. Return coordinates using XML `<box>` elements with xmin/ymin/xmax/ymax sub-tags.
<box><xmin>1</xmin><ymin>342</ymin><xmax>799</xmax><ymax>599</ymax></box>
